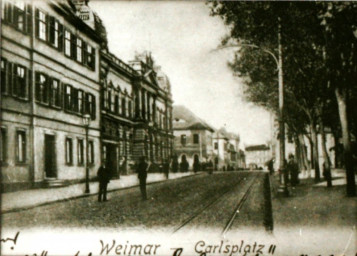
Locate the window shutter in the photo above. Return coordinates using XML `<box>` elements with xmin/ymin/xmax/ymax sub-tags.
<box><xmin>45</xmin><ymin>12</ymin><xmax>49</xmax><ymax>42</ymax></box>
<box><xmin>82</xmin><ymin>42</ymin><xmax>87</xmax><ymax>65</ymax></box>
<box><xmin>7</xmin><ymin>62</ymin><xmax>12</xmax><ymax>95</ymax></box>
<box><xmin>26</xmin><ymin>4</ymin><xmax>32</xmax><ymax>34</ymax></box>
<box><xmin>58</xmin><ymin>23</ymin><xmax>64</xmax><ymax>52</ymax></box>
<box><xmin>48</xmin><ymin>77</ymin><xmax>53</xmax><ymax>105</ymax></box>
<box><xmin>27</xmin><ymin>69</ymin><xmax>32</xmax><ymax>100</ymax></box>
<box><xmin>12</xmin><ymin>64</ymin><xmax>17</xmax><ymax>96</ymax></box>
<box><xmin>92</xmin><ymin>94</ymin><xmax>96</xmax><ymax>120</ymax></box>
<box><xmin>71</xmin><ymin>34</ymin><xmax>76</xmax><ymax>59</ymax></box>
<box><xmin>35</xmin><ymin>72</ymin><xmax>40</xmax><ymax>101</ymax></box>
<box><xmin>84</xmin><ymin>93</ymin><xmax>88</xmax><ymax>114</ymax></box>
<box><xmin>35</xmin><ymin>8</ymin><xmax>39</xmax><ymax>38</ymax></box>
<box><xmin>59</xmin><ymin>82</ymin><xmax>63</xmax><ymax>108</ymax></box>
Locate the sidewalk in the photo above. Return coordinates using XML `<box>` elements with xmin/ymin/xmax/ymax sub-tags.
<box><xmin>1</xmin><ymin>172</ymin><xmax>200</xmax><ymax>214</ymax></box>
<box><xmin>271</xmin><ymin>168</ymin><xmax>356</xmax><ymax>227</ymax></box>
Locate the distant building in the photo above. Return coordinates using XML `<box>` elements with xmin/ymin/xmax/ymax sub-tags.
<box><xmin>213</xmin><ymin>128</ymin><xmax>245</xmax><ymax>170</ymax></box>
<box><xmin>245</xmin><ymin>144</ymin><xmax>271</xmax><ymax>169</ymax></box>
<box><xmin>172</xmin><ymin>105</ymin><xmax>214</xmax><ymax>171</ymax></box>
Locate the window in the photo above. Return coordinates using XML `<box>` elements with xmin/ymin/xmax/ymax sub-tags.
<box><xmin>78</xmin><ymin>90</ymin><xmax>84</xmax><ymax>113</ymax></box>
<box><xmin>64</xmin><ymin>85</ymin><xmax>72</xmax><ymax>111</ymax></box>
<box><xmin>49</xmin><ymin>17</ymin><xmax>59</xmax><ymax>48</ymax></box>
<box><xmin>76</xmin><ymin>38</ymin><xmax>83</xmax><ymax>63</ymax></box>
<box><xmin>214</xmin><ymin>142</ymin><xmax>218</xmax><ymax>150</ymax></box>
<box><xmin>35</xmin><ymin>73</ymin><xmax>48</xmax><ymax>104</ymax></box>
<box><xmin>103</xmin><ymin>89</ymin><xmax>109</xmax><ymax>109</ymax></box>
<box><xmin>110</xmin><ymin>91</ymin><xmax>115</xmax><ymax>112</ymax></box>
<box><xmin>13</xmin><ymin>65</ymin><xmax>27</xmax><ymax>99</ymax></box>
<box><xmin>121</xmin><ymin>97</ymin><xmax>126</xmax><ymax>116</ymax></box>
<box><xmin>65</xmin><ymin>138</ymin><xmax>73</xmax><ymax>164</ymax></box>
<box><xmin>85</xmin><ymin>93</ymin><xmax>95</xmax><ymax>119</ymax></box>
<box><xmin>0</xmin><ymin>128</ymin><xmax>7</xmax><ymax>163</ymax></box>
<box><xmin>88</xmin><ymin>141</ymin><xmax>94</xmax><ymax>164</ymax></box>
<box><xmin>77</xmin><ymin>139</ymin><xmax>84</xmax><ymax>165</ymax></box>
<box><xmin>38</xmin><ymin>10</ymin><xmax>47</xmax><ymax>41</ymax></box>
<box><xmin>1</xmin><ymin>59</ymin><xmax>7</xmax><ymax>94</ymax></box>
<box><xmin>193</xmin><ymin>134</ymin><xmax>199</xmax><ymax>144</ymax></box>
<box><xmin>114</xmin><ymin>95</ymin><xmax>119</xmax><ymax>114</ymax></box>
<box><xmin>3</xmin><ymin>2</ymin><xmax>32</xmax><ymax>33</ymax></box>
<box><xmin>50</xmin><ymin>78</ymin><xmax>61</xmax><ymax>107</ymax></box>
<box><xmin>181</xmin><ymin>134</ymin><xmax>186</xmax><ymax>146</ymax></box>
<box><xmin>64</xmin><ymin>30</ymin><xmax>71</xmax><ymax>57</ymax></box>
<box><xmin>14</xmin><ymin>1</ymin><xmax>25</xmax><ymax>31</ymax></box>
<box><xmin>128</xmin><ymin>101</ymin><xmax>132</xmax><ymax>118</ymax></box>
<box><xmin>84</xmin><ymin>44</ymin><xmax>95</xmax><ymax>70</ymax></box>
<box><xmin>16</xmin><ymin>130</ymin><xmax>26</xmax><ymax>163</ymax></box>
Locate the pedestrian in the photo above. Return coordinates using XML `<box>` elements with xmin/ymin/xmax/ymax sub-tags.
<box><xmin>97</xmin><ymin>163</ymin><xmax>111</xmax><ymax>202</ymax></box>
<box><xmin>171</xmin><ymin>155</ymin><xmax>179</xmax><ymax>173</ymax></box>
<box><xmin>163</xmin><ymin>160</ymin><xmax>169</xmax><ymax>179</ymax></box>
<box><xmin>180</xmin><ymin>155</ymin><xmax>189</xmax><ymax>172</ymax></box>
<box><xmin>323</xmin><ymin>161</ymin><xmax>332</xmax><ymax>187</ymax></box>
<box><xmin>287</xmin><ymin>154</ymin><xmax>299</xmax><ymax>187</ymax></box>
<box><xmin>136</xmin><ymin>156</ymin><xmax>150</xmax><ymax>200</ymax></box>
<box><xmin>268</xmin><ymin>158</ymin><xmax>274</xmax><ymax>175</ymax></box>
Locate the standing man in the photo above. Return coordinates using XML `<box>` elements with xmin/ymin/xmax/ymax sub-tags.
<box><xmin>288</xmin><ymin>154</ymin><xmax>299</xmax><ymax>187</ymax></box>
<box><xmin>137</xmin><ymin>156</ymin><xmax>149</xmax><ymax>200</ymax></box>
<box><xmin>97</xmin><ymin>163</ymin><xmax>111</xmax><ymax>202</ymax></box>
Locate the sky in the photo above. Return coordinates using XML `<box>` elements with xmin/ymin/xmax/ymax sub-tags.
<box><xmin>89</xmin><ymin>1</ymin><xmax>272</xmax><ymax>147</ymax></box>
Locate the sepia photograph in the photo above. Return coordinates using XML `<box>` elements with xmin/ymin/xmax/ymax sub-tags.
<box><xmin>1</xmin><ymin>1</ymin><xmax>356</xmax><ymax>256</ymax></box>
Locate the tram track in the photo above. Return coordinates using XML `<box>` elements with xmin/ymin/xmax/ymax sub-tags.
<box><xmin>173</xmin><ymin>172</ymin><xmax>260</xmax><ymax>234</ymax></box>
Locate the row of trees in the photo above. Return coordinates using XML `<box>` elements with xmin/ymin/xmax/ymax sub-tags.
<box><xmin>208</xmin><ymin>2</ymin><xmax>356</xmax><ymax>196</ymax></box>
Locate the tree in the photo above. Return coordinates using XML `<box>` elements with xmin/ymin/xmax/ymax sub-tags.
<box><xmin>209</xmin><ymin>1</ymin><xmax>356</xmax><ymax>195</ymax></box>
<box><xmin>318</xmin><ymin>2</ymin><xmax>357</xmax><ymax>196</ymax></box>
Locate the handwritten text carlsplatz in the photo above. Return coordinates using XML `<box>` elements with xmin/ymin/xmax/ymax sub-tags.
<box><xmin>98</xmin><ymin>239</ymin><xmax>277</xmax><ymax>256</ymax></box>
<box><xmin>0</xmin><ymin>231</ymin><xmax>20</xmax><ymax>250</ymax></box>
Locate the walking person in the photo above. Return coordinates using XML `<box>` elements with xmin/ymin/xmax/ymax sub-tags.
<box><xmin>136</xmin><ymin>156</ymin><xmax>149</xmax><ymax>200</ymax></box>
<box><xmin>97</xmin><ymin>163</ymin><xmax>111</xmax><ymax>202</ymax></box>
<box><xmin>288</xmin><ymin>154</ymin><xmax>299</xmax><ymax>187</ymax></box>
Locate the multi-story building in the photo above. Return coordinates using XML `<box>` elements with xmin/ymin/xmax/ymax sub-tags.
<box><xmin>1</xmin><ymin>0</ymin><xmax>105</xmax><ymax>191</ymax></box>
<box><xmin>100</xmin><ymin>51</ymin><xmax>136</xmax><ymax>177</ymax></box>
<box><xmin>1</xmin><ymin>1</ymin><xmax>174</xmax><ymax>192</ymax></box>
<box><xmin>245</xmin><ymin>144</ymin><xmax>271</xmax><ymax>169</ymax></box>
<box><xmin>212</xmin><ymin>128</ymin><xmax>245</xmax><ymax>170</ymax></box>
<box><xmin>172</xmin><ymin>105</ymin><xmax>214</xmax><ymax>170</ymax></box>
<box><xmin>129</xmin><ymin>52</ymin><xmax>174</xmax><ymax>167</ymax></box>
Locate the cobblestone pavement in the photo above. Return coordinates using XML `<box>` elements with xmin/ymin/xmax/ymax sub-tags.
<box><xmin>2</xmin><ymin>171</ymin><xmax>266</xmax><ymax>231</ymax></box>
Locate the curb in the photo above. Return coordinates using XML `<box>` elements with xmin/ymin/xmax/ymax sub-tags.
<box><xmin>1</xmin><ymin>172</ymin><xmax>204</xmax><ymax>214</ymax></box>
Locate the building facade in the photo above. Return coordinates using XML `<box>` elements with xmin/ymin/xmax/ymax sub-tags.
<box><xmin>129</xmin><ymin>52</ymin><xmax>174</xmax><ymax>169</ymax></box>
<box><xmin>1</xmin><ymin>1</ymin><xmax>173</xmax><ymax>192</ymax></box>
<box><xmin>172</xmin><ymin>105</ymin><xmax>214</xmax><ymax>171</ymax></box>
<box><xmin>100</xmin><ymin>51</ymin><xmax>136</xmax><ymax>177</ymax></box>
<box><xmin>212</xmin><ymin>128</ymin><xmax>245</xmax><ymax>170</ymax></box>
<box><xmin>1</xmin><ymin>0</ymin><xmax>105</xmax><ymax>191</ymax></box>
<box><xmin>245</xmin><ymin>144</ymin><xmax>271</xmax><ymax>169</ymax></box>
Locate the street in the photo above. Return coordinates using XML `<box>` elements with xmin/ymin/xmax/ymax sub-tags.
<box><xmin>2</xmin><ymin>172</ymin><xmax>269</xmax><ymax>232</ymax></box>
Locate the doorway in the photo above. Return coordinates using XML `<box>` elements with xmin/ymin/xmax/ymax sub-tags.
<box><xmin>44</xmin><ymin>134</ymin><xmax>57</xmax><ymax>178</ymax></box>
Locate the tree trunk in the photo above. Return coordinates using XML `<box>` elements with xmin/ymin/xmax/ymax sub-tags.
<box><xmin>319</xmin><ymin>119</ymin><xmax>332</xmax><ymax>187</ymax></box>
<box><xmin>310</xmin><ymin>123</ymin><xmax>321</xmax><ymax>182</ymax></box>
<box><xmin>332</xmin><ymin>131</ymin><xmax>340</xmax><ymax>168</ymax></box>
<box><xmin>335</xmin><ymin>87</ymin><xmax>356</xmax><ymax>196</ymax></box>
<box><xmin>298</xmin><ymin>134</ymin><xmax>310</xmax><ymax>178</ymax></box>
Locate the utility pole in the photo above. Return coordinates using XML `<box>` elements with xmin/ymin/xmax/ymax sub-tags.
<box><xmin>277</xmin><ymin>16</ymin><xmax>289</xmax><ymax>196</ymax></box>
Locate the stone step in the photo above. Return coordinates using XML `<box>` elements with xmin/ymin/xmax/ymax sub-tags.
<box><xmin>43</xmin><ymin>179</ymin><xmax>68</xmax><ymax>188</ymax></box>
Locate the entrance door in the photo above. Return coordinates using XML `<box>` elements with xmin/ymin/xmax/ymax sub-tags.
<box><xmin>44</xmin><ymin>134</ymin><xmax>57</xmax><ymax>178</ymax></box>
<box><xmin>106</xmin><ymin>144</ymin><xmax>118</xmax><ymax>178</ymax></box>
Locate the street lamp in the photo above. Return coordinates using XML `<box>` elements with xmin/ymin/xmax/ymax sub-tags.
<box><xmin>82</xmin><ymin>114</ymin><xmax>91</xmax><ymax>194</ymax></box>
<box><xmin>211</xmin><ymin>22</ymin><xmax>288</xmax><ymax>196</ymax></box>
